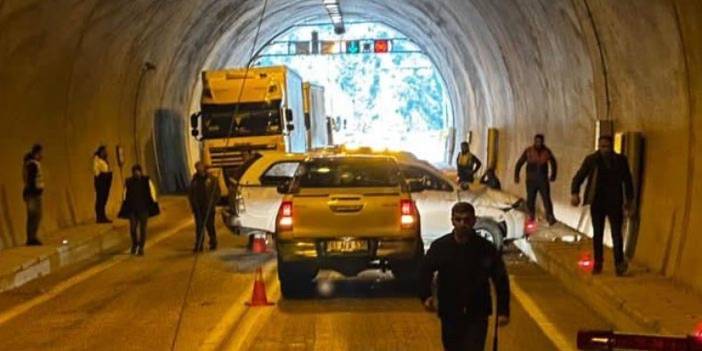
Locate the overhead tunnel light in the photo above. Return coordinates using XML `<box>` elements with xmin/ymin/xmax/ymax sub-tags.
<box><xmin>323</xmin><ymin>0</ymin><xmax>345</xmax><ymax>34</ymax></box>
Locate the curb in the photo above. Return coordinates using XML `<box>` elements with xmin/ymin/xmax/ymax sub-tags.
<box><xmin>516</xmin><ymin>239</ymin><xmax>662</xmax><ymax>334</ymax></box>
<box><xmin>0</xmin><ymin>225</ymin><xmax>123</xmax><ymax>293</ymax></box>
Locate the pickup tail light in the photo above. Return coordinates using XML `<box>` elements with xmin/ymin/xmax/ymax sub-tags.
<box><xmin>400</xmin><ymin>199</ymin><xmax>417</xmax><ymax>229</ymax></box>
<box><xmin>277</xmin><ymin>201</ymin><xmax>293</xmax><ymax>230</ymax></box>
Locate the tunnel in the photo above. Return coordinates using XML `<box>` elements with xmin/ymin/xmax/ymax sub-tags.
<box><xmin>1</xmin><ymin>0</ymin><xmax>701</xmax><ymax>295</ymax></box>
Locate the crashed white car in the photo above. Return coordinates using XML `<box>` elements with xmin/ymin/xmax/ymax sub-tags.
<box><xmin>224</xmin><ymin>152</ymin><xmax>526</xmax><ymax>248</ymax></box>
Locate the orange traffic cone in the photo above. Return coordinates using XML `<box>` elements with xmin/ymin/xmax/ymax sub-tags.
<box><xmin>246</xmin><ymin>267</ymin><xmax>274</xmax><ymax>307</ymax></box>
<box><xmin>251</xmin><ymin>233</ymin><xmax>267</xmax><ymax>253</ymax></box>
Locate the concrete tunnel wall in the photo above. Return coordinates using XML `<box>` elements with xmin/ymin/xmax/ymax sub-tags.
<box><xmin>0</xmin><ymin>0</ymin><xmax>701</xmax><ymax>292</ymax></box>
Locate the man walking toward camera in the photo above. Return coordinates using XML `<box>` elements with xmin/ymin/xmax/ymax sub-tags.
<box><xmin>571</xmin><ymin>135</ymin><xmax>634</xmax><ymax>276</ymax></box>
<box><xmin>420</xmin><ymin>202</ymin><xmax>510</xmax><ymax>351</ymax></box>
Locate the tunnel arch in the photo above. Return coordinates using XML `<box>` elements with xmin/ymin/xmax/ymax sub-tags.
<box><xmin>1</xmin><ymin>0</ymin><xmax>701</xmax><ymax>294</ymax></box>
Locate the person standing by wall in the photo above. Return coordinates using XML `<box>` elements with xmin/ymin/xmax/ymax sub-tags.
<box><xmin>93</xmin><ymin>146</ymin><xmax>113</xmax><ymax>223</ymax></box>
<box><xmin>188</xmin><ymin>161</ymin><xmax>220</xmax><ymax>252</ymax></box>
<box><xmin>514</xmin><ymin>134</ymin><xmax>558</xmax><ymax>225</ymax></box>
<box><xmin>571</xmin><ymin>135</ymin><xmax>634</xmax><ymax>276</ymax></box>
<box><xmin>456</xmin><ymin>141</ymin><xmax>482</xmax><ymax>188</ymax></box>
<box><xmin>420</xmin><ymin>202</ymin><xmax>510</xmax><ymax>351</ymax></box>
<box><xmin>22</xmin><ymin>144</ymin><xmax>44</xmax><ymax>246</ymax></box>
<box><xmin>118</xmin><ymin>165</ymin><xmax>159</xmax><ymax>256</ymax></box>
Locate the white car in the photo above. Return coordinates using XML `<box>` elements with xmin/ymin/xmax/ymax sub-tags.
<box><xmin>225</xmin><ymin>151</ymin><xmax>526</xmax><ymax>248</ymax></box>
<box><xmin>222</xmin><ymin>153</ymin><xmax>306</xmax><ymax>235</ymax></box>
<box><xmin>394</xmin><ymin>155</ymin><xmax>526</xmax><ymax>247</ymax></box>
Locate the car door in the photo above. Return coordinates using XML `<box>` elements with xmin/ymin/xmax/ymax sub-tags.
<box><xmin>400</xmin><ymin>165</ymin><xmax>458</xmax><ymax>241</ymax></box>
<box><xmin>239</xmin><ymin>160</ymin><xmax>301</xmax><ymax>233</ymax></box>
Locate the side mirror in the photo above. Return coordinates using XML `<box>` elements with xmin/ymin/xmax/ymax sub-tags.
<box><xmin>277</xmin><ymin>181</ymin><xmax>291</xmax><ymax>194</ymax></box>
<box><xmin>408</xmin><ymin>180</ymin><xmax>425</xmax><ymax>193</ymax></box>
<box><xmin>285</xmin><ymin>108</ymin><xmax>294</xmax><ymax>123</ymax></box>
<box><xmin>286</xmin><ymin>123</ymin><xmax>295</xmax><ymax>131</ymax></box>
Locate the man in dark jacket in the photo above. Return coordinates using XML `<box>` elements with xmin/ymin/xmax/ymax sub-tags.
<box><xmin>188</xmin><ymin>162</ymin><xmax>221</xmax><ymax>252</ymax></box>
<box><xmin>456</xmin><ymin>142</ymin><xmax>482</xmax><ymax>186</ymax></box>
<box><xmin>515</xmin><ymin>134</ymin><xmax>558</xmax><ymax>225</ymax></box>
<box><xmin>420</xmin><ymin>202</ymin><xmax>510</xmax><ymax>351</ymax></box>
<box><xmin>23</xmin><ymin>144</ymin><xmax>44</xmax><ymax>246</ymax></box>
<box><xmin>119</xmin><ymin>165</ymin><xmax>159</xmax><ymax>256</ymax></box>
<box><xmin>571</xmin><ymin>135</ymin><xmax>634</xmax><ymax>276</ymax></box>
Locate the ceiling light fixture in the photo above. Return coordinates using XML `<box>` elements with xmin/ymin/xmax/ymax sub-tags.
<box><xmin>323</xmin><ymin>0</ymin><xmax>345</xmax><ymax>35</ymax></box>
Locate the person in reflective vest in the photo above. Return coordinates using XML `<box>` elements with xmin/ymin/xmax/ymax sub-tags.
<box><xmin>456</xmin><ymin>142</ymin><xmax>482</xmax><ymax>186</ymax></box>
<box><xmin>515</xmin><ymin>134</ymin><xmax>558</xmax><ymax>225</ymax></box>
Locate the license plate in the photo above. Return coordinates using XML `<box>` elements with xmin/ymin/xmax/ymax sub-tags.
<box><xmin>326</xmin><ymin>239</ymin><xmax>368</xmax><ymax>253</ymax></box>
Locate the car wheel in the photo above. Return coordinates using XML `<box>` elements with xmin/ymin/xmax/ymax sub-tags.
<box><xmin>474</xmin><ymin>219</ymin><xmax>504</xmax><ymax>249</ymax></box>
<box><xmin>277</xmin><ymin>259</ymin><xmax>317</xmax><ymax>298</ymax></box>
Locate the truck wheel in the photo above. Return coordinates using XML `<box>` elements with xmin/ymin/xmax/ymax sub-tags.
<box><xmin>474</xmin><ymin>219</ymin><xmax>504</xmax><ymax>249</ymax></box>
<box><xmin>277</xmin><ymin>260</ymin><xmax>317</xmax><ymax>298</ymax></box>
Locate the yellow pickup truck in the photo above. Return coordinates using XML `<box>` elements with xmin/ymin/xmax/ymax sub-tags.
<box><xmin>274</xmin><ymin>154</ymin><xmax>424</xmax><ymax>297</ymax></box>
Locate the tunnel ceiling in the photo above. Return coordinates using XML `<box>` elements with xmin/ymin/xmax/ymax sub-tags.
<box><xmin>1</xmin><ymin>0</ymin><xmax>701</xmax><ymax>293</ymax></box>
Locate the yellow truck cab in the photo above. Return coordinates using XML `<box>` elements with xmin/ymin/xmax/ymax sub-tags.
<box><xmin>274</xmin><ymin>154</ymin><xmax>424</xmax><ymax>297</ymax></box>
<box><xmin>190</xmin><ymin>66</ymin><xmax>306</xmax><ymax>202</ymax></box>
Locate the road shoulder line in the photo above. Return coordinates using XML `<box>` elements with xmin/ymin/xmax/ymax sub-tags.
<box><xmin>510</xmin><ymin>276</ymin><xmax>577</xmax><ymax>351</ymax></box>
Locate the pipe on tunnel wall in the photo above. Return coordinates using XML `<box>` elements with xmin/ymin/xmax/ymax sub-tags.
<box><xmin>1</xmin><ymin>0</ymin><xmax>702</xmax><ymax>294</ymax></box>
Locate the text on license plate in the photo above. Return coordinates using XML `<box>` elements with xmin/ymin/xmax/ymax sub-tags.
<box><xmin>326</xmin><ymin>240</ymin><xmax>368</xmax><ymax>253</ymax></box>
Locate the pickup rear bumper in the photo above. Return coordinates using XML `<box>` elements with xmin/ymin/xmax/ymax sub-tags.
<box><xmin>277</xmin><ymin>237</ymin><xmax>421</xmax><ymax>277</ymax></box>
<box><xmin>277</xmin><ymin>237</ymin><xmax>420</xmax><ymax>262</ymax></box>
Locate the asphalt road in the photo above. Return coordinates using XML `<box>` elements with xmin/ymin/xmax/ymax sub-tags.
<box><xmin>0</xmin><ymin>221</ymin><xmax>610</xmax><ymax>351</ymax></box>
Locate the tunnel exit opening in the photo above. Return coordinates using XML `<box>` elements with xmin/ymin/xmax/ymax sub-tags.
<box><xmin>246</xmin><ymin>19</ymin><xmax>455</xmax><ymax>164</ymax></box>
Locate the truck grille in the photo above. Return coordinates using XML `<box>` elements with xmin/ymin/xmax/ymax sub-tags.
<box><xmin>209</xmin><ymin>144</ymin><xmax>277</xmax><ymax>167</ymax></box>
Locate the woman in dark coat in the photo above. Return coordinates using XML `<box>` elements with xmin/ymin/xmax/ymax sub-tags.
<box><xmin>93</xmin><ymin>146</ymin><xmax>113</xmax><ymax>223</ymax></box>
<box><xmin>119</xmin><ymin>165</ymin><xmax>159</xmax><ymax>256</ymax></box>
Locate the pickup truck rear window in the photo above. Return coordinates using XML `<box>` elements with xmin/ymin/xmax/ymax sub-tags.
<box><xmin>297</xmin><ymin>158</ymin><xmax>401</xmax><ymax>188</ymax></box>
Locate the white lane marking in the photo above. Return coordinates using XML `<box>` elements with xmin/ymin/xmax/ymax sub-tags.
<box><xmin>0</xmin><ymin>220</ymin><xmax>193</xmax><ymax>326</ymax></box>
<box><xmin>510</xmin><ymin>277</ymin><xmax>577</xmax><ymax>351</ymax></box>
<box><xmin>199</xmin><ymin>261</ymin><xmax>277</xmax><ymax>351</ymax></box>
